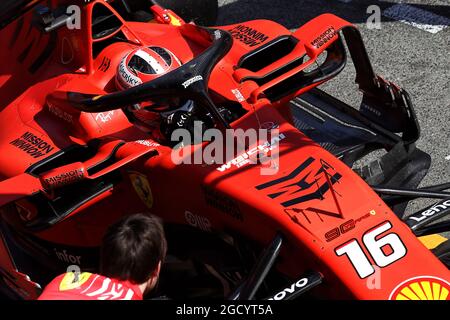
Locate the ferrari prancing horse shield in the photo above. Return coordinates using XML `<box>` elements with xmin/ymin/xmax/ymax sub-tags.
<box><xmin>129</xmin><ymin>172</ymin><xmax>153</xmax><ymax>209</ymax></box>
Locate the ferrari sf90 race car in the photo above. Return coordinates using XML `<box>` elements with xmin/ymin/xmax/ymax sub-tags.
<box><xmin>0</xmin><ymin>0</ymin><xmax>449</xmax><ymax>300</ymax></box>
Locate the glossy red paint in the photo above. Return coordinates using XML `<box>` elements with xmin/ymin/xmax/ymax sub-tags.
<box><xmin>0</xmin><ymin>0</ymin><xmax>447</xmax><ymax>300</ymax></box>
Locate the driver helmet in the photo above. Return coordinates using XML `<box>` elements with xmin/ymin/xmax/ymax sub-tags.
<box><xmin>116</xmin><ymin>46</ymin><xmax>181</xmax><ymax>90</ymax></box>
<box><xmin>115</xmin><ymin>46</ymin><xmax>181</xmax><ymax>90</ymax></box>
<box><xmin>115</xmin><ymin>46</ymin><xmax>183</xmax><ymax>136</ymax></box>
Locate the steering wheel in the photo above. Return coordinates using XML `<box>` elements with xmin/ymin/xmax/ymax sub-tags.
<box><xmin>67</xmin><ymin>24</ymin><xmax>233</xmax><ymax>130</ymax></box>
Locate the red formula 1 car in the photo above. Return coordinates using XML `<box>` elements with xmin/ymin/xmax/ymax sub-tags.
<box><xmin>0</xmin><ymin>0</ymin><xmax>449</xmax><ymax>300</ymax></box>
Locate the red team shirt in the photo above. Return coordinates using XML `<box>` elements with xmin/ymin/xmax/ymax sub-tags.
<box><xmin>38</xmin><ymin>272</ymin><xmax>143</xmax><ymax>300</ymax></box>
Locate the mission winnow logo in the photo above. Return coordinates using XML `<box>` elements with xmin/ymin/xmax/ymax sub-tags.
<box><xmin>10</xmin><ymin>132</ymin><xmax>55</xmax><ymax>158</ymax></box>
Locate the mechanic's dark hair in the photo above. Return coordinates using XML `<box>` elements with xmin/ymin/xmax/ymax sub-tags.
<box><xmin>100</xmin><ymin>213</ymin><xmax>167</xmax><ymax>284</ymax></box>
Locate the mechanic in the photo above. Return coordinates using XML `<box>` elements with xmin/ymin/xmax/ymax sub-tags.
<box><xmin>38</xmin><ymin>213</ymin><xmax>167</xmax><ymax>300</ymax></box>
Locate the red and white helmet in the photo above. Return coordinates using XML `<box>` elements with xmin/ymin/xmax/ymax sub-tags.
<box><xmin>115</xmin><ymin>46</ymin><xmax>181</xmax><ymax>90</ymax></box>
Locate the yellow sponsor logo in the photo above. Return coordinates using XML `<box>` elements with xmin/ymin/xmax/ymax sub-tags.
<box><xmin>418</xmin><ymin>234</ymin><xmax>447</xmax><ymax>249</ymax></box>
<box><xmin>167</xmin><ymin>13</ymin><xmax>182</xmax><ymax>26</ymax></box>
<box><xmin>129</xmin><ymin>171</ymin><xmax>153</xmax><ymax>209</ymax></box>
<box><xmin>59</xmin><ymin>272</ymin><xmax>92</xmax><ymax>291</ymax></box>
<box><xmin>389</xmin><ymin>276</ymin><xmax>450</xmax><ymax>300</ymax></box>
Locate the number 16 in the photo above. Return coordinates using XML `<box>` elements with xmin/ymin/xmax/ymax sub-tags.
<box><xmin>335</xmin><ymin>221</ymin><xmax>407</xmax><ymax>278</ymax></box>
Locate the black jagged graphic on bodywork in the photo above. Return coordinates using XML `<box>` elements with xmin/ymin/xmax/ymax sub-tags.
<box><xmin>256</xmin><ymin>157</ymin><xmax>342</xmax><ymax>207</ymax></box>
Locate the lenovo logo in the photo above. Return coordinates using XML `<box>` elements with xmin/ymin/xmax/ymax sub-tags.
<box><xmin>269</xmin><ymin>278</ymin><xmax>309</xmax><ymax>300</ymax></box>
<box><xmin>409</xmin><ymin>199</ymin><xmax>450</xmax><ymax>222</ymax></box>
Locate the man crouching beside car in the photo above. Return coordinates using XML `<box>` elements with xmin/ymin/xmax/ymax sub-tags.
<box><xmin>39</xmin><ymin>213</ymin><xmax>167</xmax><ymax>300</ymax></box>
